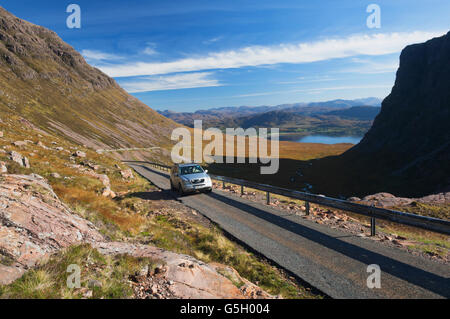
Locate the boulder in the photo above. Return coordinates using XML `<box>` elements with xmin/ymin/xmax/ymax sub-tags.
<box><xmin>101</xmin><ymin>187</ymin><xmax>116</xmax><ymax>199</ymax></box>
<box><xmin>36</xmin><ymin>141</ymin><xmax>48</xmax><ymax>149</ymax></box>
<box><xmin>97</xmin><ymin>174</ymin><xmax>110</xmax><ymax>188</ymax></box>
<box><xmin>94</xmin><ymin>242</ymin><xmax>275</xmax><ymax>299</ymax></box>
<box><xmin>120</xmin><ymin>169</ymin><xmax>134</xmax><ymax>179</ymax></box>
<box><xmin>73</xmin><ymin>150</ymin><xmax>86</xmax><ymax>158</ymax></box>
<box><xmin>11</xmin><ymin>141</ymin><xmax>27</xmax><ymax>147</ymax></box>
<box><xmin>9</xmin><ymin>151</ymin><xmax>30</xmax><ymax>168</ymax></box>
<box><xmin>82</xmin><ymin>162</ymin><xmax>99</xmax><ymax>171</ymax></box>
<box><xmin>359</xmin><ymin>191</ymin><xmax>450</xmax><ymax>208</ymax></box>
<box><xmin>89</xmin><ymin>163</ymin><xmax>100</xmax><ymax>171</ymax></box>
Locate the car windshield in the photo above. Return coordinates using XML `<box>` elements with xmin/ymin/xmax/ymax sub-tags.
<box><xmin>180</xmin><ymin>165</ymin><xmax>204</xmax><ymax>175</ymax></box>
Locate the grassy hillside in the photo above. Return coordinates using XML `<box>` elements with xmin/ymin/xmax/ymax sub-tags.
<box><xmin>0</xmin><ymin>7</ymin><xmax>178</xmax><ymax>161</ymax></box>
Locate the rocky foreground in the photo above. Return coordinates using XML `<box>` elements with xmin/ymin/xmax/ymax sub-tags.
<box><xmin>0</xmin><ymin>174</ymin><xmax>102</xmax><ymax>284</ymax></box>
<box><xmin>0</xmin><ymin>173</ymin><xmax>273</xmax><ymax>298</ymax></box>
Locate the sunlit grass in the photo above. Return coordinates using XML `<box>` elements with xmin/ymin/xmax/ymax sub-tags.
<box><xmin>0</xmin><ymin>244</ymin><xmax>159</xmax><ymax>299</ymax></box>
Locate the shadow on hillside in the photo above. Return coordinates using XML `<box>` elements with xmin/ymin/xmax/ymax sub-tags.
<box><xmin>207</xmin><ymin>156</ymin><xmax>355</xmax><ymax>197</ymax></box>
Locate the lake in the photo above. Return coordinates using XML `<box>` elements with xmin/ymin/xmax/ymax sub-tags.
<box><xmin>277</xmin><ymin>134</ymin><xmax>362</xmax><ymax>144</ymax></box>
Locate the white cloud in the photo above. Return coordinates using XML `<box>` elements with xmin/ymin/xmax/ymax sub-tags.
<box><xmin>277</xmin><ymin>76</ymin><xmax>339</xmax><ymax>85</ymax></box>
<box><xmin>120</xmin><ymin>72</ymin><xmax>221</xmax><ymax>93</ymax></box>
<box><xmin>98</xmin><ymin>31</ymin><xmax>445</xmax><ymax>77</ymax></box>
<box><xmin>203</xmin><ymin>36</ymin><xmax>223</xmax><ymax>44</ymax></box>
<box><xmin>233</xmin><ymin>84</ymin><xmax>392</xmax><ymax>98</ymax></box>
<box><xmin>81</xmin><ymin>49</ymin><xmax>123</xmax><ymax>62</ymax></box>
<box><xmin>341</xmin><ymin>57</ymin><xmax>399</xmax><ymax>74</ymax></box>
<box><xmin>143</xmin><ymin>47</ymin><xmax>158</xmax><ymax>55</ymax></box>
<box><xmin>142</xmin><ymin>43</ymin><xmax>158</xmax><ymax>56</ymax></box>
<box><xmin>304</xmin><ymin>84</ymin><xmax>392</xmax><ymax>94</ymax></box>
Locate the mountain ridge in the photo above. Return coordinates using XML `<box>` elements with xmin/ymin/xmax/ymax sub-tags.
<box><xmin>0</xmin><ymin>6</ymin><xmax>177</xmax><ymax>161</ymax></box>
<box><xmin>160</xmin><ymin>101</ymin><xmax>381</xmax><ymax>137</ymax></box>
<box><xmin>159</xmin><ymin>97</ymin><xmax>382</xmax><ymax>117</ymax></box>
<box><xmin>300</xmin><ymin>31</ymin><xmax>450</xmax><ymax>197</ymax></box>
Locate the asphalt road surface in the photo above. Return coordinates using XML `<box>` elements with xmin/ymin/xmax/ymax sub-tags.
<box><xmin>126</xmin><ymin>162</ymin><xmax>450</xmax><ymax>299</ymax></box>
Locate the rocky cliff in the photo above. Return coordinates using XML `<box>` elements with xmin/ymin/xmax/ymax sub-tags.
<box><xmin>348</xmin><ymin>31</ymin><xmax>450</xmax><ymax>196</ymax></box>
<box><xmin>300</xmin><ymin>31</ymin><xmax>450</xmax><ymax>197</ymax></box>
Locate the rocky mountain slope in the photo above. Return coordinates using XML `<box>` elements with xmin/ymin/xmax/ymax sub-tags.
<box><xmin>300</xmin><ymin>31</ymin><xmax>450</xmax><ymax>197</ymax></box>
<box><xmin>0</xmin><ymin>6</ymin><xmax>177</xmax><ymax>161</ymax></box>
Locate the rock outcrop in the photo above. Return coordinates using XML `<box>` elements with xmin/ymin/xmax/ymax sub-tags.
<box><xmin>0</xmin><ymin>174</ymin><xmax>273</xmax><ymax>298</ymax></box>
<box><xmin>73</xmin><ymin>151</ymin><xmax>86</xmax><ymax>158</ymax></box>
<box><xmin>9</xmin><ymin>151</ymin><xmax>30</xmax><ymax>168</ymax></box>
<box><xmin>0</xmin><ymin>174</ymin><xmax>103</xmax><ymax>285</ymax></box>
<box><xmin>120</xmin><ymin>169</ymin><xmax>134</xmax><ymax>179</ymax></box>
<box><xmin>349</xmin><ymin>191</ymin><xmax>450</xmax><ymax>208</ymax></box>
<box><xmin>94</xmin><ymin>242</ymin><xmax>274</xmax><ymax>299</ymax></box>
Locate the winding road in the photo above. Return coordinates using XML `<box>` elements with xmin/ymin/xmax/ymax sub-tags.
<box><xmin>126</xmin><ymin>162</ymin><xmax>450</xmax><ymax>299</ymax></box>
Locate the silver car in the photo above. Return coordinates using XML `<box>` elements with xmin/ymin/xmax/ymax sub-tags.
<box><xmin>170</xmin><ymin>163</ymin><xmax>212</xmax><ymax>194</ymax></box>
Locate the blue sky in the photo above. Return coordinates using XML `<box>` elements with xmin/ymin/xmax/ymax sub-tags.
<box><xmin>2</xmin><ymin>0</ymin><xmax>449</xmax><ymax>111</ymax></box>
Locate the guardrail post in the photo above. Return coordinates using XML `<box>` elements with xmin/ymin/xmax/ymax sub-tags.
<box><xmin>370</xmin><ymin>217</ymin><xmax>376</xmax><ymax>236</ymax></box>
<box><xmin>266</xmin><ymin>192</ymin><xmax>270</xmax><ymax>205</ymax></box>
<box><xmin>305</xmin><ymin>201</ymin><xmax>310</xmax><ymax>216</ymax></box>
<box><xmin>241</xmin><ymin>185</ymin><xmax>244</xmax><ymax>196</ymax></box>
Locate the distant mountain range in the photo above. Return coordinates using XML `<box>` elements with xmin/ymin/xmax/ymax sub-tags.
<box><xmin>159</xmin><ymin>97</ymin><xmax>381</xmax><ymax>119</ymax></box>
<box><xmin>159</xmin><ymin>99</ymin><xmax>382</xmax><ymax>136</ymax></box>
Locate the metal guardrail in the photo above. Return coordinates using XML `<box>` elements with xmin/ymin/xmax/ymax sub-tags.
<box><xmin>142</xmin><ymin>162</ymin><xmax>450</xmax><ymax>236</ymax></box>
